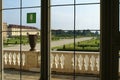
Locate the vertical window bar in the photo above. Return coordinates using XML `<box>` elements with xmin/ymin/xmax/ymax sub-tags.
<box><xmin>0</xmin><ymin>0</ymin><xmax>3</xmax><ymax>80</ymax></box>
<box><xmin>40</xmin><ymin>0</ymin><xmax>51</xmax><ymax>80</ymax></box>
<box><xmin>74</xmin><ymin>0</ymin><xmax>76</xmax><ymax>79</ymax></box>
<box><xmin>20</xmin><ymin>0</ymin><xmax>22</xmax><ymax>80</ymax></box>
<box><xmin>100</xmin><ymin>0</ymin><xmax>119</xmax><ymax>80</ymax></box>
<box><xmin>100</xmin><ymin>0</ymin><xmax>112</xmax><ymax>79</ymax></box>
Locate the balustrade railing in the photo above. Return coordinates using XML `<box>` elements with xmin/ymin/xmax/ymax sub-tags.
<box><xmin>4</xmin><ymin>50</ymin><xmax>39</xmax><ymax>70</ymax></box>
<box><xmin>3</xmin><ymin>50</ymin><xmax>99</xmax><ymax>74</ymax></box>
<box><xmin>51</xmin><ymin>51</ymin><xmax>99</xmax><ymax>74</ymax></box>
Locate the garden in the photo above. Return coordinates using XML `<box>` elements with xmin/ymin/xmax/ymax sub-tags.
<box><xmin>52</xmin><ymin>38</ymin><xmax>100</xmax><ymax>52</ymax></box>
<box><xmin>3</xmin><ymin>36</ymin><xmax>40</xmax><ymax>46</ymax></box>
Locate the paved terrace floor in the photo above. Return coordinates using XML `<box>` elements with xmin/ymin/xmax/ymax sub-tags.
<box><xmin>4</xmin><ymin>70</ymin><xmax>99</xmax><ymax>80</ymax></box>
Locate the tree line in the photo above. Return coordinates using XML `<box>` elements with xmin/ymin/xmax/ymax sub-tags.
<box><xmin>52</xmin><ymin>29</ymin><xmax>100</xmax><ymax>37</ymax></box>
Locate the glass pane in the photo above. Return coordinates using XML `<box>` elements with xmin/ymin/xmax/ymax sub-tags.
<box><xmin>3</xmin><ymin>9</ymin><xmax>20</xmax><ymax>80</ymax></box>
<box><xmin>2</xmin><ymin>1</ymin><xmax>41</xmax><ymax>80</ymax></box>
<box><xmin>2</xmin><ymin>10</ymin><xmax>20</xmax><ymax>32</ymax></box>
<box><xmin>21</xmin><ymin>8</ymin><xmax>41</xmax><ymax>80</ymax></box>
<box><xmin>22</xmin><ymin>8</ymin><xmax>41</xmax><ymax>29</ymax></box>
<box><xmin>75</xmin><ymin>4</ymin><xmax>100</xmax><ymax>80</ymax></box>
<box><xmin>76</xmin><ymin>0</ymin><xmax>100</xmax><ymax>3</ymax></box>
<box><xmin>22</xmin><ymin>0</ymin><xmax>41</xmax><ymax>7</ymax></box>
<box><xmin>3</xmin><ymin>0</ymin><xmax>20</xmax><ymax>9</ymax></box>
<box><xmin>51</xmin><ymin>6</ymin><xmax>74</xmax><ymax>80</ymax></box>
<box><xmin>3</xmin><ymin>9</ymin><xmax>20</xmax><ymax>50</ymax></box>
<box><xmin>74</xmin><ymin>30</ymin><xmax>100</xmax><ymax>79</ymax></box>
<box><xmin>51</xmin><ymin>0</ymin><xmax>74</xmax><ymax>5</ymax></box>
<box><xmin>51</xmin><ymin>6</ymin><xmax>74</xmax><ymax>30</ymax></box>
<box><xmin>76</xmin><ymin>4</ymin><xmax>100</xmax><ymax>30</ymax></box>
<box><xmin>3</xmin><ymin>33</ymin><xmax>21</xmax><ymax>80</ymax></box>
<box><xmin>21</xmin><ymin>30</ymin><xmax>40</xmax><ymax>80</ymax></box>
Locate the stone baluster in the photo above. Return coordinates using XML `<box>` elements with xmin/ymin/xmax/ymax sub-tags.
<box><xmin>55</xmin><ymin>54</ymin><xmax>59</xmax><ymax>68</ymax></box>
<box><xmin>78</xmin><ymin>55</ymin><xmax>83</xmax><ymax>70</ymax></box>
<box><xmin>8</xmin><ymin>53</ymin><xmax>12</xmax><ymax>65</ymax></box>
<box><xmin>38</xmin><ymin>56</ymin><xmax>41</xmax><ymax>65</ymax></box>
<box><xmin>60</xmin><ymin>54</ymin><xmax>64</xmax><ymax>69</ymax></box>
<box><xmin>13</xmin><ymin>53</ymin><xmax>16</xmax><ymax>65</ymax></box>
<box><xmin>96</xmin><ymin>55</ymin><xmax>99</xmax><ymax>71</ymax></box>
<box><xmin>90</xmin><ymin>55</ymin><xmax>95</xmax><ymax>71</ymax></box>
<box><xmin>22</xmin><ymin>53</ymin><xmax>25</xmax><ymax>66</ymax></box>
<box><xmin>4</xmin><ymin>53</ymin><xmax>8</xmax><ymax>65</ymax></box>
<box><xmin>84</xmin><ymin>55</ymin><xmax>89</xmax><ymax>71</ymax></box>
<box><xmin>72</xmin><ymin>56</ymin><xmax>77</xmax><ymax>69</ymax></box>
<box><xmin>51</xmin><ymin>54</ymin><xmax>54</xmax><ymax>68</ymax></box>
<box><xmin>17</xmin><ymin>53</ymin><xmax>20</xmax><ymax>66</ymax></box>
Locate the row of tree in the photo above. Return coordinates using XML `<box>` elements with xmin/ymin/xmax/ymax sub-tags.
<box><xmin>52</xmin><ymin>29</ymin><xmax>100</xmax><ymax>37</ymax></box>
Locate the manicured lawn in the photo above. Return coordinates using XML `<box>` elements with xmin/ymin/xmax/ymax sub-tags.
<box><xmin>52</xmin><ymin>38</ymin><xmax>100</xmax><ymax>52</ymax></box>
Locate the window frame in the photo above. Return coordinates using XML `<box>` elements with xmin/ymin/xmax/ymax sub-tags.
<box><xmin>0</xmin><ymin>0</ymin><xmax>120</xmax><ymax>80</ymax></box>
<box><xmin>100</xmin><ymin>0</ymin><xmax>119</xmax><ymax>80</ymax></box>
<box><xmin>0</xmin><ymin>0</ymin><xmax>3</xmax><ymax>80</ymax></box>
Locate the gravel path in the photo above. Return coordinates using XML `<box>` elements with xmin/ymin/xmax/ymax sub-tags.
<box><xmin>3</xmin><ymin>37</ymin><xmax>93</xmax><ymax>51</ymax></box>
<box><xmin>51</xmin><ymin>37</ymin><xmax>92</xmax><ymax>47</ymax></box>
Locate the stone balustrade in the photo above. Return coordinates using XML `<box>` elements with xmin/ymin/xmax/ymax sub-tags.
<box><xmin>4</xmin><ymin>50</ymin><xmax>39</xmax><ymax>70</ymax></box>
<box><xmin>51</xmin><ymin>51</ymin><xmax>99</xmax><ymax>74</ymax></box>
<box><xmin>3</xmin><ymin>50</ymin><xmax>100</xmax><ymax>74</ymax></box>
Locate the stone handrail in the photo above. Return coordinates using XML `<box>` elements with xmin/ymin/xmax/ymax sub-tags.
<box><xmin>3</xmin><ymin>50</ymin><xmax>99</xmax><ymax>74</ymax></box>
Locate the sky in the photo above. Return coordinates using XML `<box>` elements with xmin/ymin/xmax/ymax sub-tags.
<box><xmin>3</xmin><ymin>0</ymin><xmax>100</xmax><ymax>30</ymax></box>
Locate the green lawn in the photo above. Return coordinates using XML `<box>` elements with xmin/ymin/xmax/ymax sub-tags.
<box><xmin>52</xmin><ymin>38</ymin><xmax>100</xmax><ymax>52</ymax></box>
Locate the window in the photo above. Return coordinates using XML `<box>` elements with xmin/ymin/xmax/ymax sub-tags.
<box><xmin>51</xmin><ymin>0</ymin><xmax>100</xmax><ymax>80</ymax></box>
<box><xmin>2</xmin><ymin>0</ymin><xmax>41</xmax><ymax>80</ymax></box>
<box><xmin>1</xmin><ymin>0</ymin><xmax>119</xmax><ymax>80</ymax></box>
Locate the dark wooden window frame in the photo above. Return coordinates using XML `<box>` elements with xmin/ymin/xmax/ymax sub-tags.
<box><xmin>0</xmin><ymin>0</ymin><xmax>3</xmax><ymax>80</ymax></box>
<box><xmin>100</xmin><ymin>0</ymin><xmax>119</xmax><ymax>80</ymax></box>
<box><xmin>0</xmin><ymin>0</ymin><xmax>120</xmax><ymax>80</ymax></box>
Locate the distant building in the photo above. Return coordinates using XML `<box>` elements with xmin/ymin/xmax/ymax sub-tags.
<box><xmin>8</xmin><ymin>24</ymin><xmax>40</xmax><ymax>37</ymax></box>
<box><xmin>2</xmin><ymin>23</ymin><xmax>8</xmax><ymax>40</ymax></box>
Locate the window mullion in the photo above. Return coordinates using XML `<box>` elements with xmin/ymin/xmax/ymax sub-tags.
<box><xmin>0</xmin><ymin>0</ymin><xmax>3</xmax><ymax>80</ymax></box>
<box><xmin>40</xmin><ymin>0</ymin><xmax>51</xmax><ymax>80</ymax></box>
